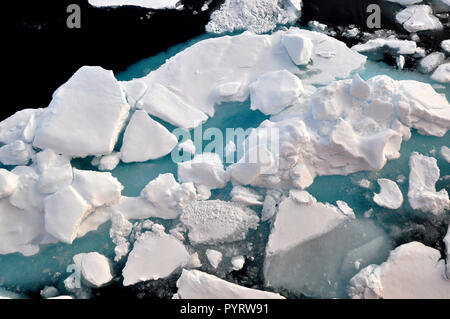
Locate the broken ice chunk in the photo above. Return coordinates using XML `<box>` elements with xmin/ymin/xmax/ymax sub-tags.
<box><xmin>72</xmin><ymin>168</ymin><xmax>123</xmax><ymax>208</ymax></box>
<box><xmin>230</xmin><ymin>185</ymin><xmax>263</xmax><ymax>206</ymax></box>
<box><xmin>91</xmin><ymin>152</ymin><xmax>120</xmax><ymax>171</ymax></box>
<box><xmin>348</xmin><ymin>242</ymin><xmax>450</xmax><ymax>298</ymax></box>
<box><xmin>431</xmin><ymin>63</ymin><xmax>450</xmax><ymax>83</ymax></box>
<box><xmin>174</xmin><ymin>269</ymin><xmax>285</xmax><ymax>299</ymax></box>
<box><xmin>396</xmin><ymin>5</ymin><xmax>443</xmax><ymax>33</ymax></box>
<box><xmin>205</xmin><ymin>249</ymin><xmax>223</xmax><ymax>269</ymax></box>
<box><xmin>44</xmin><ymin>186</ymin><xmax>91</xmax><ymax>244</ymax></box>
<box><xmin>77</xmin><ymin>252</ymin><xmax>113</xmax><ymax>288</ymax></box>
<box><xmin>178</xmin><ymin>153</ymin><xmax>229</xmax><ymax>190</ymax></box>
<box><xmin>249</xmin><ymin>70</ymin><xmax>303</xmax><ymax>115</ymax></box>
<box><xmin>231</xmin><ymin>256</ymin><xmax>245</xmax><ymax>271</ymax></box>
<box><xmin>140</xmin><ymin>173</ymin><xmax>196</xmax><ymax>219</ymax></box>
<box><xmin>373</xmin><ymin>178</ymin><xmax>404</xmax><ymax>210</ymax></box>
<box><xmin>281</xmin><ymin>33</ymin><xmax>313</xmax><ymax>66</ymax></box>
<box><xmin>408</xmin><ymin>152</ymin><xmax>450</xmax><ymax>215</ymax></box>
<box><xmin>37</xmin><ymin>164</ymin><xmax>73</xmax><ymax>194</ymax></box>
<box><xmin>350</xmin><ymin>74</ymin><xmax>371</xmax><ymax>100</ymax></box>
<box><xmin>180</xmin><ymin>200</ymin><xmax>259</xmax><ymax>245</ymax></box>
<box><xmin>418</xmin><ymin>52</ymin><xmax>445</xmax><ymax>74</ymax></box>
<box><xmin>0</xmin><ymin>140</ymin><xmax>33</xmax><ymax>166</ymax></box>
<box><xmin>0</xmin><ymin>169</ymin><xmax>18</xmax><ymax>198</ymax></box>
<box><xmin>33</xmin><ymin>66</ymin><xmax>130</xmax><ymax>157</ymax></box>
<box><xmin>122</xmin><ymin>231</ymin><xmax>190</xmax><ymax>286</ymax></box>
<box><xmin>120</xmin><ymin>110</ymin><xmax>178</xmax><ymax>163</ymax></box>
<box><xmin>441</xmin><ymin>146</ymin><xmax>450</xmax><ymax>163</ymax></box>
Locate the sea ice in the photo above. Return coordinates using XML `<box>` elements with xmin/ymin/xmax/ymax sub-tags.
<box><xmin>441</xmin><ymin>39</ymin><xmax>450</xmax><ymax>54</ymax></box>
<box><xmin>230</xmin><ymin>185</ymin><xmax>263</xmax><ymax>206</ymax></box>
<box><xmin>205</xmin><ymin>249</ymin><xmax>223</xmax><ymax>269</ymax></box>
<box><xmin>348</xmin><ymin>242</ymin><xmax>450</xmax><ymax>298</ymax></box>
<box><xmin>122</xmin><ymin>231</ymin><xmax>190</xmax><ymax>286</ymax></box>
<box><xmin>120</xmin><ymin>110</ymin><xmax>178</xmax><ymax>163</ymax></box>
<box><xmin>281</xmin><ymin>33</ymin><xmax>314</xmax><ymax>66</ymax></box>
<box><xmin>0</xmin><ymin>169</ymin><xmax>18</xmax><ymax>198</ymax></box>
<box><xmin>33</xmin><ymin>66</ymin><xmax>130</xmax><ymax>157</ymax></box>
<box><xmin>180</xmin><ymin>200</ymin><xmax>259</xmax><ymax>244</ymax></box>
<box><xmin>174</xmin><ymin>269</ymin><xmax>285</xmax><ymax>299</ymax></box>
<box><xmin>249</xmin><ymin>70</ymin><xmax>304</xmax><ymax>115</ymax></box>
<box><xmin>396</xmin><ymin>5</ymin><xmax>443</xmax><ymax>33</ymax></box>
<box><xmin>140</xmin><ymin>173</ymin><xmax>196</xmax><ymax>219</ymax></box>
<box><xmin>231</xmin><ymin>256</ymin><xmax>245</xmax><ymax>271</ymax></box>
<box><xmin>206</xmin><ymin>0</ymin><xmax>301</xmax><ymax>34</ymax></box>
<box><xmin>0</xmin><ymin>140</ymin><xmax>33</xmax><ymax>166</ymax></box>
<box><xmin>418</xmin><ymin>52</ymin><xmax>445</xmax><ymax>74</ymax></box>
<box><xmin>88</xmin><ymin>0</ymin><xmax>181</xmax><ymax>9</ymax></box>
<box><xmin>441</xmin><ymin>146</ymin><xmax>450</xmax><ymax>162</ymax></box>
<box><xmin>75</xmin><ymin>252</ymin><xmax>113</xmax><ymax>288</ymax></box>
<box><xmin>431</xmin><ymin>63</ymin><xmax>450</xmax><ymax>83</ymax></box>
<box><xmin>408</xmin><ymin>152</ymin><xmax>450</xmax><ymax>215</ymax></box>
<box><xmin>373</xmin><ymin>178</ymin><xmax>404</xmax><ymax>209</ymax></box>
<box><xmin>91</xmin><ymin>152</ymin><xmax>120</xmax><ymax>171</ymax></box>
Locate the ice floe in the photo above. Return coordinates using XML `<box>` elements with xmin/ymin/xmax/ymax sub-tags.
<box><xmin>348</xmin><ymin>242</ymin><xmax>450</xmax><ymax>298</ymax></box>
<box><xmin>249</xmin><ymin>70</ymin><xmax>304</xmax><ymax>115</ymax></box>
<box><xmin>120</xmin><ymin>110</ymin><xmax>178</xmax><ymax>163</ymax></box>
<box><xmin>122</xmin><ymin>230</ymin><xmax>190</xmax><ymax>286</ymax></box>
<box><xmin>180</xmin><ymin>200</ymin><xmax>259</xmax><ymax>244</ymax></box>
<box><xmin>76</xmin><ymin>252</ymin><xmax>113</xmax><ymax>288</ymax></box>
<box><xmin>418</xmin><ymin>52</ymin><xmax>446</xmax><ymax>74</ymax></box>
<box><xmin>0</xmin><ymin>169</ymin><xmax>18</xmax><ymax>198</ymax></box>
<box><xmin>88</xmin><ymin>0</ymin><xmax>181</xmax><ymax>9</ymax></box>
<box><xmin>231</xmin><ymin>255</ymin><xmax>245</xmax><ymax>271</ymax></box>
<box><xmin>373</xmin><ymin>178</ymin><xmax>404</xmax><ymax>209</ymax></box>
<box><xmin>264</xmin><ymin>192</ymin><xmax>392</xmax><ymax>297</ymax></box>
<box><xmin>431</xmin><ymin>63</ymin><xmax>450</xmax><ymax>83</ymax></box>
<box><xmin>33</xmin><ymin>66</ymin><xmax>130</xmax><ymax>157</ymax></box>
<box><xmin>123</xmin><ymin>28</ymin><xmax>366</xmax><ymax>126</ymax></box>
<box><xmin>205</xmin><ymin>249</ymin><xmax>223</xmax><ymax>269</ymax></box>
<box><xmin>174</xmin><ymin>269</ymin><xmax>285</xmax><ymax>299</ymax></box>
<box><xmin>206</xmin><ymin>0</ymin><xmax>301</xmax><ymax>34</ymax></box>
<box><xmin>408</xmin><ymin>152</ymin><xmax>449</xmax><ymax>215</ymax></box>
<box><xmin>396</xmin><ymin>5</ymin><xmax>443</xmax><ymax>33</ymax></box>
<box><xmin>441</xmin><ymin>146</ymin><xmax>450</xmax><ymax>162</ymax></box>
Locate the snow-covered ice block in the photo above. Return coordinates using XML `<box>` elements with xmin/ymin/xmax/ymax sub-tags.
<box><xmin>75</xmin><ymin>252</ymin><xmax>113</xmax><ymax>288</ymax></box>
<box><xmin>174</xmin><ymin>269</ymin><xmax>285</xmax><ymax>299</ymax></box>
<box><xmin>126</xmin><ymin>28</ymin><xmax>366</xmax><ymax>121</ymax></box>
<box><xmin>441</xmin><ymin>146</ymin><xmax>450</xmax><ymax>162</ymax></box>
<box><xmin>408</xmin><ymin>152</ymin><xmax>449</xmax><ymax>215</ymax></box>
<box><xmin>37</xmin><ymin>164</ymin><xmax>73</xmax><ymax>194</ymax></box>
<box><xmin>0</xmin><ymin>140</ymin><xmax>33</xmax><ymax>166</ymax></box>
<box><xmin>441</xmin><ymin>39</ymin><xmax>450</xmax><ymax>54</ymax></box>
<box><xmin>44</xmin><ymin>185</ymin><xmax>92</xmax><ymax>244</ymax></box>
<box><xmin>206</xmin><ymin>0</ymin><xmax>301</xmax><ymax>34</ymax></box>
<box><xmin>431</xmin><ymin>63</ymin><xmax>450</xmax><ymax>83</ymax></box>
<box><xmin>9</xmin><ymin>166</ymin><xmax>45</xmax><ymax>212</ymax></box>
<box><xmin>0</xmin><ymin>198</ymin><xmax>44</xmax><ymax>256</ymax></box>
<box><xmin>178</xmin><ymin>153</ymin><xmax>229</xmax><ymax>190</ymax></box>
<box><xmin>122</xmin><ymin>231</ymin><xmax>190</xmax><ymax>286</ymax></box>
<box><xmin>88</xmin><ymin>0</ymin><xmax>181</xmax><ymax>9</ymax></box>
<box><xmin>72</xmin><ymin>169</ymin><xmax>123</xmax><ymax>208</ymax></box>
<box><xmin>350</xmin><ymin>74</ymin><xmax>371</xmax><ymax>100</ymax></box>
<box><xmin>0</xmin><ymin>169</ymin><xmax>18</xmax><ymax>198</ymax></box>
<box><xmin>139</xmin><ymin>83</ymin><xmax>208</xmax><ymax>129</ymax></box>
<box><xmin>231</xmin><ymin>256</ymin><xmax>245</xmax><ymax>271</ymax></box>
<box><xmin>281</xmin><ymin>33</ymin><xmax>313</xmax><ymax>66</ymax></box>
<box><xmin>35</xmin><ymin>149</ymin><xmax>70</xmax><ymax>173</ymax></box>
<box><xmin>177</xmin><ymin>139</ymin><xmax>196</xmax><ymax>155</ymax></box>
<box><xmin>180</xmin><ymin>200</ymin><xmax>259</xmax><ymax>244</ymax></box>
<box><xmin>348</xmin><ymin>242</ymin><xmax>450</xmax><ymax>298</ymax></box>
<box><xmin>396</xmin><ymin>5</ymin><xmax>443</xmax><ymax>33</ymax></box>
<box><xmin>91</xmin><ymin>152</ymin><xmax>120</xmax><ymax>171</ymax></box>
<box><xmin>140</xmin><ymin>173</ymin><xmax>196</xmax><ymax>219</ymax></box>
<box><xmin>264</xmin><ymin>193</ymin><xmax>391</xmax><ymax>298</ymax></box>
<box><xmin>0</xmin><ymin>109</ymin><xmax>42</xmax><ymax>144</ymax></box>
<box><xmin>120</xmin><ymin>80</ymin><xmax>147</xmax><ymax>108</ymax></box>
<box><xmin>418</xmin><ymin>52</ymin><xmax>445</xmax><ymax>74</ymax></box>
<box><xmin>33</xmin><ymin>66</ymin><xmax>130</xmax><ymax>157</ymax></box>
<box><xmin>352</xmin><ymin>38</ymin><xmax>417</xmax><ymax>55</ymax></box>
<box><xmin>373</xmin><ymin>178</ymin><xmax>404</xmax><ymax>209</ymax></box>
<box><xmin>249</xmin><ymin>70</ymin><xmax>304</xmax><ymax>115</ymax></box>
<box><xmin>205</xmin><ymin>249</ymin><xmax>223</xmax><ymax>269</ymax></box>
<box><xmin>120</xmin><ymin>110</ymin><xmax>178</xmax><ymax>163</ymax></box>
<box><xmin>230</xmin><ymin>185</ymin><xmax>263</xmax><ymax>206</ymax></box>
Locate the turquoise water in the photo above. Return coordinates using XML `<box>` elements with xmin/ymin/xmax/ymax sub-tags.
<box><xmin>0</xmin><ymin>31</ymin><xmax>449</xmax><ymax>298</ymax></box>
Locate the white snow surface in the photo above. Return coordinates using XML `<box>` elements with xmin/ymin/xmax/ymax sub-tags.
<box><xmin>122</xmin><ymin>231</ymin><xmax>190</xmax><ymax>286</ymax></box>
<box><xmin>33</xmin><ymin>66</ymin><xmax>130</xmax><ymax>157</ymax></box>
<box><xmin>373</xmin><ymin>178</ymin><xmax>404</xmax><ymax>209</ymax></box>
<box><xmin>206</xmin><ymin>0</ymin><xmax>301</xmax><ymax>34</ymax></box>
<box><xmin>348</xmin><ymin>242</ymin><xmax>450</xmax><ymax>298</ymax></box>
<box><xmin>88</xmin><ymin>0</ymin><xmax>180</xmax><ymax>9</ymax></box>
<box><xmin>408</xmin><ymin>152</ymin><xmax>450</xmax><ymax>215</ymax></box>
<box><xmin>174</xmin><ymin>269</ymin><xmax>285</xmax><ymax>299</ymax></box>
